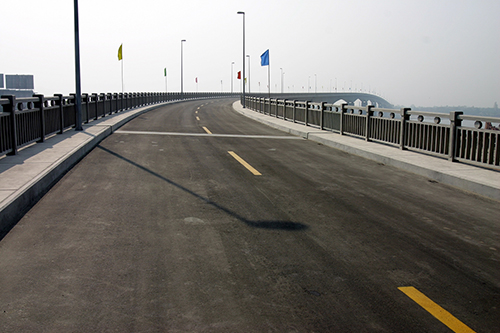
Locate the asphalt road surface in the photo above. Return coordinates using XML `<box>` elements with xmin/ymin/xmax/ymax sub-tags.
<box><xmin>0</xmin><ymin>98</ymin><xmax>498</xmax><ymax>332</ymax></box>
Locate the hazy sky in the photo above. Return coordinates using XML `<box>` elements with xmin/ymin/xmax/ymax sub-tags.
<box><xmin>1</xmin><ymin>0</ymin><xmax>499</xmax><ymax>107</ymax></box>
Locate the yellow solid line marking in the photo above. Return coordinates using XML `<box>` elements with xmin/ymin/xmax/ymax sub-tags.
<box><xmin>398</xmin><ymin>287</ymin><xmax>476</xmax><ymax>333</ymax></box>
<box><xmin>228</xmin><ymin>151</ymin><xmax>262</xmax><ymax>176</ymax></box>
<box><xmin>196</xmin><ymin>116</ymin><xmax>200</xmax><ymax>121</ymax></box>
<box><xmin>202</xmin><ymin>127</ymin><xmax>212</xmax><ymax>134</ymax></box>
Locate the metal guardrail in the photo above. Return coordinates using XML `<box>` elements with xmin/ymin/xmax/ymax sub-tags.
<box><xmin>0</xmin><ymin>92</ymin><xmax>237</xmax><ymax>157</ymax></box>
<box><xmin>244</xmin><ymin>95</ymin><xmax>500</xmax><ymax>169</ymax></box>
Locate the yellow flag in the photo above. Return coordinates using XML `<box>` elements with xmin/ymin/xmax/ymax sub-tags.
<box><xmin>118</xmin><ymin>44</ymin><xmax>123</xmax><ymax>61</ymax></box>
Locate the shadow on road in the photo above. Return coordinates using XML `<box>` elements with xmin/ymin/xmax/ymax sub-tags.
<box><xmin>97</xmin><ymin>145</ymin><xmax>308</xmax><ymax>231</ymax></box>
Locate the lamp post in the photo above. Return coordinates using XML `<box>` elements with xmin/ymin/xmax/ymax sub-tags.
<box><xmin>231</xmin><ymin>61</ymin><xmax>234</xmax><ymax>93</ymax></box>
<box><xmin>181</xmin><ymin>39</ymin><xmax>186</xmax><ymax>98</ymax></box>
<box><xmin>280</xmin><ymin>68</ymin><xmax>285</xmax><ymax>93</ymax></box>
<box><xmin>282</xmin><ymin>70</ymin><xmax>285</xmax><ymax>93</ymax></box>
<box><xmin>246</xmin><ymin>54</ymin><xmax>250</xmax><ymax>94</ymax></box>
<box><xmin>73</xmin><ymin>0</ymin><xmax>82</xmax><ymax>131</ymax></box>
<box><xmin>237</xmin><ymin>11</ymin><xmax>245</xmax><ymax>108</ymax></box>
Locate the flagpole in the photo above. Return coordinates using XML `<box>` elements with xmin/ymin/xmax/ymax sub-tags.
<box><xmin>121</xmin><ymin>57</ymin><xmax>124</xmax><ymax>94</ymax></box>
<box><xmin>166</xmin><ymin>70</ymin><xmax>168</xmax><ymax>93</ymax></box>
<box><xmin>118</xmin><ymin>44</ymin><xmax>123</xmax><ymax>93</ymax></box>
<box><xmin>268</xmin><ymin>62</ymin><xmax>270</xmax><ymax>99</ymax></box>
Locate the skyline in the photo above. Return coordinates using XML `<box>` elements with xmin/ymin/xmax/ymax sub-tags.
<box><xmin>1</xmin><ymin>0</ymin><xmax>499</xmax><ymax>108</ymax></box>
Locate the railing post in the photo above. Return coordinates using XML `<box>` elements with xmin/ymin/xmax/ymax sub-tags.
<box><xmin>81</xmin><ymin>93</ymin><xmax>88</xmax><ymax>123</ymax></box>
<box><xmin>2</xmin><ymin>95</ymin><xmax>18</xmax><ymax>155</ymax></box>
<box><xmin>448</xmin><ymin>111</ymin><xmax>463</xmax><ymax>162</ymax></box>
<box><xmin>34</xmin><ymin>94</ymin><xmax>46</xmax><ymax>143</ymax></box>
<box><xmin>54</xmin><ymin>94</ymin><xmax>64</xmax><ymax>133</ymax></box>
<box><xmin>400</xmin><ymin>108</ymin><xmax>411</xmax><ymax>150</ymax></box>
<box><xmin>293</xmin><ymin>100</ymin><xmax>297</xmax><ymax>123</ymax></box>
<box><xmin>91</xmin><ymin>93</ymin><xmax>98</xmax><ymax>120</ymax></box>
<box><xmin>320</xmin><ymin>101</ymin><xmax>325</xmax><ymax>130</ymax></box>
<box><xmin>100</xmin><ymin>93</ymin><xmax>106</xmax><ymax>117</ymax></box>
<box><xmin>107</xmin><ymin>93</ymin><xmax>113</xmax><ymax>115</ymax></box>
<box><xmin>340</xmin><ymin>103</ymin><xmax>348</xmax><ymax>135</ymax></box>
<box><xmin>365</xmin><ymin>105</ymin><xmax>373</xmax><ymax>141</ymax></box>
<box><xmin>305</xmin><ymin>101</ymin><xmax>310</xmax><ymax>126</ymax></box>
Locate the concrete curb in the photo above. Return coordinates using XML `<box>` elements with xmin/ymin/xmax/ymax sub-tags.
<box><xmin>232</xmin><ymin>101</ymin><xmax>500</xmax><ymax>201</ymax></box>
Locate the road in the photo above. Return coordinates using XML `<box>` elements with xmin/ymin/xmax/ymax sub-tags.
<box><xmin>0</xmin><ymin>98</ymin><xmax>498</xmax><ymax>332</ymax></box>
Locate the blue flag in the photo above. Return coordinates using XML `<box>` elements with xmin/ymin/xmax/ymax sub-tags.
<box><xmin>260</xmin><ymin>49</ymin><xmax>269</xmax><ymax>66</ymax></box>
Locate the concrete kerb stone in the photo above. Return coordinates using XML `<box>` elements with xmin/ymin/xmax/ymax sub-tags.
<box><xmin>0</xmin><ymin>99</ymin><xmax>182</xmax><ymax>238</ymax></box>
<box><xmin>233</xmin><ymin>101</ymin><xmax>500</xmax><ymax>201</ymax></box>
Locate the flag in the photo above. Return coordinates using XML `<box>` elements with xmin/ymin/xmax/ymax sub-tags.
<box><xmin>118</xmin><ymin>44</ymin><xmax>123</xmax><ymax>61</ymax></box>
<box><xmin>164</xmin><ymin>68</ymin><xmax>167</xmax><ymax>76</ymax></box>
<box><xmin>237</xmin><ymin>71</ymin><xmax>241</xmax><ymax>79</ymax></box>
<box><xmin>195</xmin><ymin>77</ymin><xmax>198</xmax><ymax>83</ymax></box>
<box><xmin>260</xmin><ymin>49</ymin><xmax>269</xmax><ymax>66</ymax></box>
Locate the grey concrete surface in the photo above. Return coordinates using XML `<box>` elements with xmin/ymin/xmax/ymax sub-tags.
<box><xmin>0</xmin><ymin>101</ymin><xmax>176</xmax><ymax>237</ymax></box>
<box><xmin>233</xmin><ymin>101</ymin><xmax>500</xmax><ymax>201</ymax></box>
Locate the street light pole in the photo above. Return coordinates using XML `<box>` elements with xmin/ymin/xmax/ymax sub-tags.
<box><xmin>181</xmin><ymin>39</ymin><xmax>186</xmax><ymax>99</ymax></box>
<box><xmin>231</xmin><ymin>61</ymin><xmax>234</xmax><ymax>94</ymax></box>
<box><xmin>280</xmin><ymin>68</ymin><xmax>283</xmax><ymax>93</ymax></box>
<box><xmin>73</xmin><ymin>0</ymin><xmax>82</xmax><ymax>131</ymax></box>
<box><xmin>246</xmin><ymin>54</ymin><xmax>250</xmax><ymax>94</ymax></box>
<box><xmin>237</xmin><ymin>11</ymin><xmax>245</xmax><ymax>108</ymax></box>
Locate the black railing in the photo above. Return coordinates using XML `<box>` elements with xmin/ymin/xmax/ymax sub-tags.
<box><xmin>244</xmin><ymin>95</ymin><xmax>500</xmax><ymax>169</ymax></box>
<box><xmin>0</xmin><ymin>92</ymin><xmax>237</xmax><ymax>157</ymax></box>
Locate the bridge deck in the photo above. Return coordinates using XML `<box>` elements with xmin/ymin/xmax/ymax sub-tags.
<box><xmin>0</xmin><ymin>98</ymin><xmax>498</xmax><ymax>332</ymax></box>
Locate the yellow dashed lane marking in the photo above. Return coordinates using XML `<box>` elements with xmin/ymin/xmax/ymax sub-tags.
<box><xmin>196</xmin><ymin>116</ymin><xmax>200</xmax><ymax>121</ymax></box>
<box><xmin>228</xmin><ymin>151</ymin><xmax>262</xmax><ymax>176</ymax></box>
<box><xmin>398</xmin><ymin>287</ymin><xmax>476</xmax><ymax>333</ymax></box>
<box><xmin>202</xmin><ymin>127</ymin><xmax>212</xmax><ymax>134</ymax></box>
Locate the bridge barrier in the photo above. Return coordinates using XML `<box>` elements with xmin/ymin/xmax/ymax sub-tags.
<box><xmin>0</xmin><ymin>92</ymin><xmax>237</xmax><ymax>158</ymax></box>
<box><xmin>244</xmin><ymin>95</ymin><xmax>500</xmax><ymax>170</ymax></box>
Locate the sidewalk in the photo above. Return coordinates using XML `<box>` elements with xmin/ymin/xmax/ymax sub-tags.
<box><xmin>0</xmin><ymin>102</ymin><xmax>171</xmax><ymax>237</ymax></box>
<box><xmin>232</xmin><ymin>101</ymin><xmax>500</xmax><ymax>202</ymax></box>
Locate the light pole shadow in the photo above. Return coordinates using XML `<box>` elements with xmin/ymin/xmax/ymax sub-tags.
<box><xmin>97</xmin><ymin>145</ymin><xmax>308</xmax><ymax>231</ymax></box>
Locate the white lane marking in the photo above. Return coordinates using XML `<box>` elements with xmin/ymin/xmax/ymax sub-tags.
<box><xmin>115</xmin><ymin>130</ymin><xmax>303</xmax><ymax>139</ymax></box>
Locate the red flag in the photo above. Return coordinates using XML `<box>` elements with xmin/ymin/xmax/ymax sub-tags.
<box><xmin>195</xmin><ymin>77</ymin><xmax>198</xmax><ymax>83</ymax></box>
<box><xmin>237</xmin><ymin>71</ymin><xmax>241</xmax><ymax>79</ymax></box>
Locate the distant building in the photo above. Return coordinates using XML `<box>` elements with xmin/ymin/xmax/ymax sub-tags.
<box><xmin>0</xmin><ymin>74</ymin><xmax>35</xmax><ymax>98</ymax></box>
